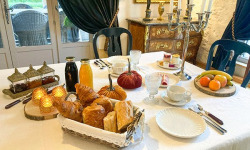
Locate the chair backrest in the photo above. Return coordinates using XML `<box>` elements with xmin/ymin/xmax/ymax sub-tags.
<box><xmin>10</xmin><ymin>3</ymin><xmax>32</xmax><ymax>9</ymax></box>
<box><xmin>241</xmin><ymin>71</ymin><xmax>249</xmax><ymax>88</ymax></box>
<box><xmin>12</xmin><ymin>10</ymin><xmax>48</xmax><ymax>46</ymax></box>
<box><xmin>206</xmin><ymin>39</ymin><xmax>250</xmax><ymax>76</ymax></box>
<box><xmin>93</xmin><ymin>27</ymin><xmax>133</xmax><ymax>59</ymax></box>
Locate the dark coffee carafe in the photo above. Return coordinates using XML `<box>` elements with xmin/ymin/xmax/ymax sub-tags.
<box><xmin>65</xmin><ymin>57</ymin><xmax>78</xmax><ymax>92</ymax></box>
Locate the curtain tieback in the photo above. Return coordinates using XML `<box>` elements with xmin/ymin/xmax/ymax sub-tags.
<box><xmin>232</xmin><ymin>11</ymin><xmax>236</xmax><ymax>40</ymax></box>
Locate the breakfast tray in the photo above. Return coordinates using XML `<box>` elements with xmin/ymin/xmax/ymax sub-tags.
<box><xmin>57</xmin><ymin>99</ymin><xmax>145</xmax><ymax>148</ymax></box>
<box><xmin>2</xmin><ymin>80</ymin><xmax>59</xmax><ymax>99</ymax></box>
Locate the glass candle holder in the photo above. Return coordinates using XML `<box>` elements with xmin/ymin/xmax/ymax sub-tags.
<box><xmin>32</xmin><ymin>87</ymin><xmax>47</xmax><ymax>105</ymax></box>
<box><xmin>52</xmin><ymin>86</ymin><xmax>67</xmax><ymax>100</ymax></box>
<box><xmin>39</xmin><ymin>95</ymin><xmax>54</xmax><ymax>113</ymax></box>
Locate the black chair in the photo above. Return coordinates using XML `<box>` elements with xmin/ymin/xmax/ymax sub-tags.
<box><xmin>241</xmin><ymin>71</ymin><xmax>249</xmax><ymax>88</ymax></box>
<box><xmin>93</xmin><ymin>27</ymin><xmax>132</xmax><ymax>59</ymax></box>
<box><xmin>206</xmin><ymin>39</ymin><xmax>250</xmax><ymax>88</ymax></box>
<box><xmin>10</xmin><ymin>3</ymin><xmax>32</xmax><ymax>9</ymax></box>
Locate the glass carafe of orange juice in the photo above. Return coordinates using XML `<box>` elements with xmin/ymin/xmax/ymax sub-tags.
<box><xmin>79</xmin><ymin>59</ymin><xmax>93</xmax><ymax>89</ymax></box>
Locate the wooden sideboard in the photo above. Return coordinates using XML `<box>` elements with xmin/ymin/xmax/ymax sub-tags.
<box><xmin>127</xmin><ymin>18</ymin><xmax>203</xmax><ymax>64</ymax></box>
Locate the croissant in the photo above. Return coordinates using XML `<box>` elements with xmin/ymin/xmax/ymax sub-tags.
<box><xmin>75</xmin><ymin>83</ymin><xmax>99</xmax><ymax>106</ymax></box>
<box><xmin>53</xmin><ymin>99</ymin><xmax>84</xmax><ymax>122</ymax></box>
<box><xmin>92</xmin><ymin>95</ymin><xmax>113</xmax><ymax>115</ymax></box>
<box><xmin>98</xmin><ymin>74</ymin><xmax>127</xmax><ymax>101</ymax></box>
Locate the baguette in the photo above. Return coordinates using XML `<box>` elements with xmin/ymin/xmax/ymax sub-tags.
<box><xmin>114</xmin><ymin>100</ymin><xmax>133</xmax><ymax>131</ymax></box>
<box><xmin>104</xmin><ymin>111</ymin><xmax>117</xmax><ymax>133</ymax></box>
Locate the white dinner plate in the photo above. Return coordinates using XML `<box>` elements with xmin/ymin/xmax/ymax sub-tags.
<box><xmin>107</xmin><ymin>56</ymin><xmax>130</xmax><ymax>64</ymax></box>
<box><xmin>158</xmin><ymin>72</ymin><xmax>180</xmax><ymax>88</ymax></box>
<box><xmin>157</xmin><ymin>60</ymin><xmax>182</xmax><ymax>70</ymax></box>
<box><xmin>161</xmin><ymin>92</ymin><xmax>191</xmax><ymax>106</ymax></box>
<box><xmin>156</xmin><ymin>108</ymin><xmax>206</xmax><ymax>138</ymax></box>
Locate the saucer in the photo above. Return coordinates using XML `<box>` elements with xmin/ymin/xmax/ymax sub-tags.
<box><xmin>161</xmin><ymin>92</ymin><xmax>191</xmax><ymax>106</ymax></box>
<box><xmin>157</xmin><ymin>60</ymin><xmax>182</xmax><ymax>70</ymax></box>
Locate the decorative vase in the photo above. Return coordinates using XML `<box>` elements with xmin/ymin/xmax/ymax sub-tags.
<box><xmin>157</xmin><ymin>1</ymin><xmax>165</xmax><ymax>21</ymax></box>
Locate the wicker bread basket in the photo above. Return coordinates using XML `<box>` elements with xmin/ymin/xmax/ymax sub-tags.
<box><xmin>57</xmin><ymin>99</ymin><xmax>145</xmax><ymax>148</ymax></box>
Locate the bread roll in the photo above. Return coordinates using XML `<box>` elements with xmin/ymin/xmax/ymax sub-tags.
<box><xmin>92</xmin><ymin>95</ymin><xmax>113</xmax><ymax>115</ymax></box>
<box><xmin>82</xmin><ymin>103</ymin><xmax>106</xmax><ymax>129</ymax></box>
<box><xmin>114</xmin><ymin>100</ymin><xmax>133</xmax><ymax>131</ymax></box>
<box><xmin>104</xmin><ymin>111</ymin><xmax>117</xmax><ymax>133</ymax></box>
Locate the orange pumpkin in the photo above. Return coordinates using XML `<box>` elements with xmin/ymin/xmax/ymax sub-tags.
<box><xmin>117</xmin><ymin>59</ymin><xmax>142</xmax><ymax>89</ymax></box>
<box><xmin>98</xmin><ymin>74</ymin><xmax>127</xmax><ymax>100</ymax></box>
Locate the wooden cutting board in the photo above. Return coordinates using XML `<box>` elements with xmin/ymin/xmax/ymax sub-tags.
<box><xmin>24</xmin><ymin>100</ymin><xmax>58</xmax><ymax>121</ymax></box>
<box><xmin>194</xmin><ymin>78</ymin><xmax>236</xmax><ymax>97</ymax></box>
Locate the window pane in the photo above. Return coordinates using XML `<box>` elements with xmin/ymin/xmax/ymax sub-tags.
<box><xmin>9</xmin><ymin>0</ymin><xmax>51</xmax><ymax>47</ymax></box>
<box><xmin>58</xmin><ymin>9</ymin><xmax>89</xmax><ymax>43</ymax></box>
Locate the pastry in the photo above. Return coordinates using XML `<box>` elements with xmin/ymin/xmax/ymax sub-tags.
<box><xmin>92</xmin><ymin>95</ymin><xmax>113</xmax><ymax>115</ymax></box>
<box><xmin>75</xmin><ymin>83</ymin><xmax>99</xmax><ymax>106</ymax></box>
<box><xmin>82</xmin><ymin>103</ymin><xmax>106</xmax><ymax>129</ymax></box>
<box><xmin>98</xmin><ymin>74</ymin><xmax>127</xmax><ymax>101</ymax></box>
<box><xmin>114</xmin><ymin>100</ymin><xmax>133</xmax><ymax>131</ymax></box>
<box><xmin>98</xmin><ymin>85</ymin><xmax>127</xmax><ymax>101</ymax></box>
<box><xmin>104</xmin><ymin>111</ymin><xmax>117</xmax><ymax>133</ymax></box>
<box><xmin>53</xmin><ymin>99</ymin><xmax>84</xmax><ymax>122</ymax></box>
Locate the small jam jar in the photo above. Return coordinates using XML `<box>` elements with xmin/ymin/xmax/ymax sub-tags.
<box><xmin>38</xmin><ymin>61</ymin><xmax>59</xmax><ymax>85</ymax></box>
<box><xmin>163</xmin><ymin>53</ymin><xmax>172</xmax><ymax>62</ymax></box>
<box><xmin>172</xmin><ymin>54</ymin><xmax>180</xmax><ymax>64</ymax></box>
<box><xmin>23</xmin><ymin>65</ymin><xmax>42</xmax><ymax>89</ymax></box>
<box><xmin>8</xmin><ymin>68</ymin><xmax>28</xmax><ymax>93</ymax></box>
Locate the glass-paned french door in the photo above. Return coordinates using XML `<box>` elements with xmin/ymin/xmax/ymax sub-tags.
<box><xmin>0</xmin><ymin>0</ymin><xmax>93</xmax><ymax>69</ymax></box>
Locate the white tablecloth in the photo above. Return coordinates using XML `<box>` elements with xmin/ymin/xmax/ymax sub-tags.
<box><xmin>0</xmin><ymin>51</ymin><xmax>250</xmax><ymax>150</ymax></box>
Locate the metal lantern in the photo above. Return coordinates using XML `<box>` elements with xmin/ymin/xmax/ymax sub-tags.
<box><xmin>23</xmin><ymin>65</ymin><xmax>42</xmax><ymax>89</ymax></box>
<box><xmin>7</xmin><ymin>68</ymin><xmax>28</xmax><ymax>94</ymax></box>
<box><xmin>38</xmin><ymin>61</ymin><xmax>58</xmax><ymax>85</ymax></box>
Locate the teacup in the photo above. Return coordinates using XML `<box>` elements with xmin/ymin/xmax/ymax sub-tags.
<box><xmin>167</xmin><ymin>85</ymin><xmax>191</xmax><ymax>102</ymax></box>
<box><xmin>112</xmin><ymin>63</ymin><xmax>126</xmax><ymax>75</ymax></box>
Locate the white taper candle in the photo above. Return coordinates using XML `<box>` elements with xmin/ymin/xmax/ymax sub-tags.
<box><xmin>170</xmin><ymin>0</ymin><xmax>173</xmax><ymax>13</ymax></box>
<box><xmin>207</xmin><ymin>0</ymin><xmax>213</xmax><ymax>12</ymax></box>
<box><xmin>178</xmin><ymin>0</ymin><xmax>182</xmax><ymax>9</ymax></box>
<box><xmin>189</xmin><ymin>0</ymin><xmax>193</xmax><ymax>5</ymax></box>
<box><xmin>200</xmin><ymin>0</ymin><xmax>207</xmax><ymax>13</ymax></box>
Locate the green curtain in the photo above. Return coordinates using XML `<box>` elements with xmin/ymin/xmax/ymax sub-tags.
<box><xmin>58</xmin><ymin>0</ymin><xmax>119</xmax><ymax>34</ymax></box>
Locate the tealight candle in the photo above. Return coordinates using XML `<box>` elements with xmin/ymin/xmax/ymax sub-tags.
<box><xmin>40</xmin><ymin>95</ymin><xmax>54</xmax><ymax>113</ymax></box>
<box><xmin>32</xmin><ymin>87</ymin><xmax>47</xmax><ymax>105</ymax></box>
<box><xmin>52</xmin><ymin>86</ymin><xmax>67</xmax><ymax>99</ymax></box>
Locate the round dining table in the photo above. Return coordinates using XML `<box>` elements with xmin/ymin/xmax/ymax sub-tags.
<box><xmin>0</xmin><ymin>51</ymin><xmax>250</xmax><ymax>150</ymax></box>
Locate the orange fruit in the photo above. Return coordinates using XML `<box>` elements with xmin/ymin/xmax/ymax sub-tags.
<box><xmin>214</xmin><ymin>75</ymin><xmax>227</xmax><ymax>88</ymax></box>
<box><xmin>209</xmin><ymin>80</ymin><xmax>221</xmax><ymax>91</ymax></box>
<box><xmin>200</xmin><ymin>76</ymin><xmax>211</xmax><ymax>87</ymax></box>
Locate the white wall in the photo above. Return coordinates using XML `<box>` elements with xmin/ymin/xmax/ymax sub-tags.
<box><xmin>99</xmin><ymin>0</ymin><xmax>236</xmax><ymax>63</ymax></box>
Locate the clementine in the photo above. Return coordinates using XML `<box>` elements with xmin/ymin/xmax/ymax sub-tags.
<box><xmin>200</xmin><ymin>76</ymin><xmax>211</xmax><ymax>87</ymax></box>
<box><xmin>209</xmin><ymin>80</ymin><xmax>221</xmax><ymax>91</ymax></box>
